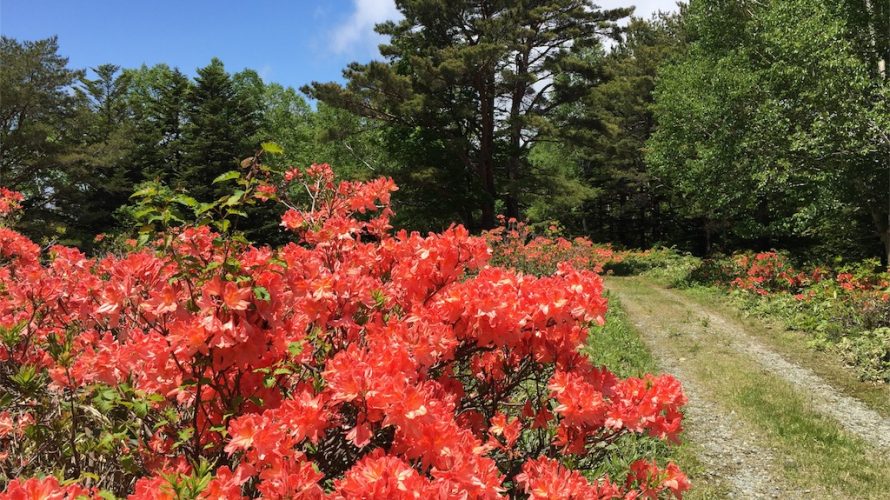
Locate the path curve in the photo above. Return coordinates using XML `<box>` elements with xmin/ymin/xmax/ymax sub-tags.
<box><xmin>612</xmin><ymin>284</ymin><xmax>793</xmax><ymax>498</ymax></box>
<box><xmin>649</xmin><ymin>285</ymin><xmax>890</xmax><ymax>451</ymax></box>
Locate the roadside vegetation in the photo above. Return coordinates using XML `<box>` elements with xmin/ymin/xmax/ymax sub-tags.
<box><xmin>586</xmin><ymin>297</ymin><xmax>731</xmax><ymax>499</ymax></box>
<box><xmin>0</xmin><ymin>167</ymin><xmax>694</xmax><ymax>498</ymax></box>
<box><xmin>2</xmin><ymin>0</ymin><xmax>888</xmax><ymax>496</ymax></box>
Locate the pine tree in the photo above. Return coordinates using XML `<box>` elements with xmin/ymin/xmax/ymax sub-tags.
<box><xmin>152</xmin><ymin>68</ymin><xmax>191</xmax><ymax>182</ymax></box>
<box><xmin>56</xmin><ymin>64</ymin><xmax>137</xmax><ymax>245</ymax></box>
<box><xmin>538</xmin><ymin>12</ymin><xmax>688</xmax><ymax>247</ymax></box>
<box><xmin>305</xmin><ymin>0</ymin><xmax>629</xmax><ymax>230</ymax></box>
<box><xmin>0</xmin><ymin>36</ymin><xmax>81</xmax><ymax>239</ymax></box>
<box><xmin>180</xmin><ymin>58</ymin><xmax>259</xmax><ymax>201</ymax></box>
<box><xmin>123</xmin><ymin>65</ymin><xmax>192</xmax><ymax>186</ymax></box>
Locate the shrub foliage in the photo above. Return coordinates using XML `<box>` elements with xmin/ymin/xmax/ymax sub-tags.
<box><xmin>0</xmin><ymin>168</ymin><xmax>688</xmax><ymax>498</ymax></box>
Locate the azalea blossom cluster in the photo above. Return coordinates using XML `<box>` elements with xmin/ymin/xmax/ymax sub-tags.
<box><xmin>0</xmin><ymin>188</ymin><xmax>23</xmax><ymax>218</ymax></box>
<box><xmin>718</xmin><ymin>252</ymin><xmax>890</xmax><ymax>302</ymax></box>
<box><xmin>484</xmin><ymin>217</ymin><xmax>619</xmax><ymax>276</ymax></box>
<box><xmin>728</xmin><ymin>252</ymin><xmax>812</xmax><ymax>295</ymax></box>
<box><xmin>0</xmin><ymin>168</ymin><xmax>687</xmax><ymax>499</ymax></box>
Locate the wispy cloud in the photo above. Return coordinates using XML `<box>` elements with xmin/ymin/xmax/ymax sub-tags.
<box><xmin>258</xmin><ymin>64</ymin><xmax>273</xmax><ymax>81</ymax></box>
<box><xmin>330</xmin><ymin>0</ymin><xmax>401</xmax><ymax>55</ymax></box>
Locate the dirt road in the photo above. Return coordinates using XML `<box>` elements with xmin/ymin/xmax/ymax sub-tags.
<box><xmin>606</xmin><ymin>277</ymin><xmax>890</xmax><ymax>499</ymax></box>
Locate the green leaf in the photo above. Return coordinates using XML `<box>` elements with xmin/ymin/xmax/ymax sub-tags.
<box><xmin>177</xmin><ymin>427</ymin><xmax>194</xmax><ymax>443</ymax></box>
<box><xmin>132</xmin><ymin>399</ymin><xmax>149</xmax><ymax>418</ymax></box>
<box><xmin>75</xmin><ymin>472</ymin><xmax>101</xmax><ymax>483</ymax></box>
<box><xmin>253</xmin><ymin>286</ymin><xmax>271</xmax><ymax>301</ymax></box>
<box><xmin>261</xmin><ymin>141</ymin><xmax>284</xmax><ymax>155</ymax></box>
<box><xmin>195</xmin><ymin>202</ymin><xmax>216</xmax><ymax>216</ymax></box>
<box><xmin>11</xmin><ymin>365</ymin><xmax>40</xmax><ymax>392</ymax></box>
<box><xmin>214</xmin><ymin>219</ymin><xmax>231</xmax><ymax>233</ymax></box>
<box><xmin>98</xmin><ymin>490</ymin><xmax>119</xmax><ymax>500</ymax></box>
<box><xmin>223</xmin><ymin>190</ymin><xmax>246</xmax><ymax>207</ymax></box>
<box><xmin>132</xmin><ymin>207</ymin><xmax>156</xmax><ymax>220</ymax></box>
<box><xmin>212</xmin><ymin>171</ymin><xmax>241</xmax><ymax>184</ymax></box>
<box><xmin>172</xmin><ymin>194</ymin><xmax>199</xmax><ymax>208</ymax></box>
<box><xmin>130</xmin><ymin>186</ymin><xmax>157</xmax><ymax>198</ymax></box>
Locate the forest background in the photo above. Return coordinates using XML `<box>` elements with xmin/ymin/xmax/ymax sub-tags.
<box><xmin>2</xmin><ymin>0</ymin><xmax>889</xmax><ymax>263</ymax></box>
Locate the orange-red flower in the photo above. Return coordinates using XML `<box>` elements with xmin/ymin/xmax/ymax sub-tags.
<box><xmin>0</xmin><ymin>169</ymin><xmax>686</xmax><ymax>499</ymax></box>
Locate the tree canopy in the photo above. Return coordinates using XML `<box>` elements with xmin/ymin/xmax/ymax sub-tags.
<box><xmin>305</xmin><ymin>0</ymin><xmax>631</xmax><ymax>229</ymax></box>
<box><xmin>2</xmin><ymin>0</ymin><xmax>888</xmax><ymax>262</ymax></box>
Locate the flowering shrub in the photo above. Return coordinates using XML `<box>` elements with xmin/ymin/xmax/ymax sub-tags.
<box><xmin>0</xmin><ymin>188</ymin><xmax>23</xmax><ymax>218</ymax></box>
<box><xmin>0</xmin><ymin>165</ymin><xmax>688</xmax><ymax>498</ymax></box>
<box><xmin>724</xmin><ymin>252</ymin><xmax>810</xmax><ymax>295</ymax></box>
<box><xmin>484</xmin><ymin>218</ymin><xmax>618</xmax><ymax>276</ymax></box>
<box><xmin>723</xmin><ymin>256</ymin><xmax>890</xmax><ymax>382</ymax></box>
<box><xmin>684</xmin><ymin>251</ymin><xmax>888</xmax><ymax>301</ymax></box>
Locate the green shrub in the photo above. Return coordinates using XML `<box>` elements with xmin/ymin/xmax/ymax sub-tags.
<box><xmin>839</xmin><ymin>328</ymin><xmax>890</xmax><ymax>383</ymax></box>
<box><xmin>605</xmin><ymin>247</ymin><xmax>700</xmax><ymax>285</ymax></box>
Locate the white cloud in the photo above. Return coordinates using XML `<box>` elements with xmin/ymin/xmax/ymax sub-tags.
<box><xmin>598</xmin><ymin>0</ymin><xmax>679</xmax><ymax>19</ymax></box>
<box><xmin>330</xmin><ymin>0</ymin><xmax>401</xmax><ymax>55</ymax></box>
<box><xmin>326</xmin><ymin>1</ymin><xmax>676</xmax><ymax>57</ymax></box>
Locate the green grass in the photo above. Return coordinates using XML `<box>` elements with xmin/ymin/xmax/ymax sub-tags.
<box><xmin>585</xmin><ymin>293</ymin><xmax>658</xmax><ymax>377</ymax></box>
<box><xmin>697</xmin><ymin>344</ymin><xmax>890</xmax><ymax>498</ymax></box>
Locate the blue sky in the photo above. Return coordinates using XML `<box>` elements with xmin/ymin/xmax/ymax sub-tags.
<box><xmin>1</xmin><ymin>0</ymin><xmax>678</xmax><ymax>90</ymax></box>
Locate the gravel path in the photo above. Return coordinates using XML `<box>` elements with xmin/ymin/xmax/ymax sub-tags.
<box><xmin>650</xmin><ymin>285</ymin><xmax>890</xmax><ymax>452</ymax></box>
<box><xmin>613</xmin><ymin>285</ymin><xmax>794</xmax><ymax>499</ymax></box>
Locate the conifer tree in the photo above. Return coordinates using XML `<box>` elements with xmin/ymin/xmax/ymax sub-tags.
<box><xmin>180</xmin><ymin>58</ymin><xmax>259</xmax><ymax>200</ymax></box>
<box><xmin>56</xmin><ymin>64</ymin><xmax>137</xmax><ymax>244</ymax></box>
<box><xmin>152</xmin><ymin>67</ymin><xmax>191</xmax><ymax>182</ymax></box>
<box><xmin>306</xmin><ymin>0</ymin><xmax>629</xmax><ymax>229</ymax></box>
<box><xmin>0</xmin><ymin>36</ymin><xmax>81</xmax><ymax>238</ymax></box>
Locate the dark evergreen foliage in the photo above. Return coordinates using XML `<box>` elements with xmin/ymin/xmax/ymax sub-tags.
<box><xmin>2</xmin><ymin>0</ymin><xmax>888</xmax><ymax>263</ymax></box>
<box><xmin>305</xmin><ymin>0</ymin><xmax>630</xmax><ymax>230</ymax></box>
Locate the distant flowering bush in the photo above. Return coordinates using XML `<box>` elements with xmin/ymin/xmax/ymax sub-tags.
<box><xmin>0</xmin><ymin>164</ymin><xmax>688</xmax><ymax>498</ymax></box>
<box><xmin>0</xmin><ymin>188</ymin><xmax>23</xmax><ymax>218</ymax></box>
<box><xmin>484</xmin><ymin>218</ymin><xmax>619</xmax><ymax>276</ymax></box>
<box><xmin>725</xmin><ymin>252</ymin><xmax>811</xmax><ymax>295</ymax></box>
<box><xmin>714</xmin><ymin>251</ymin><xmax>889</xmax><ymax>303</ymax></box>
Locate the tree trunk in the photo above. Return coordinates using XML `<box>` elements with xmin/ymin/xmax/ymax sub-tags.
<box><xmin>476</xmin><ymin>68</ymin><xmax>498</xmax><ymax>229</ymax></box>
<box><xmin>870</xmin><ymin>208</ymin><xmax>890</xmax><ymax>266</ymax></box>
<box><xmin>506</xmin><ymin>53</ymin><xmax>527</xmax><ymax>221</ymax></box>
<box><xmin>883</xmin><ymin>235</ymin><xmax>890</xmax><ymax>268</ymax></box>
<box><xmin>703</xmin><ymin>220</ymin><xmax>712</xmax><ymax>256</ymax></box>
